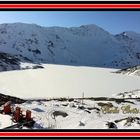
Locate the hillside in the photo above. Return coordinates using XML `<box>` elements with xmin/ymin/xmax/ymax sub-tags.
<box><xmin>114</xmin><ymin>89</ymin><xmax>140</xmax><ymax>98</ymax></box>
<box><xmin>0</xmin><ymin>23</ymin><xmax>140</xmax><ymax>71</ymax></box>
<box><xmin>116</xmin><ymin>65</ymin><xmax>140</xmax><ymax>76</ymax></box>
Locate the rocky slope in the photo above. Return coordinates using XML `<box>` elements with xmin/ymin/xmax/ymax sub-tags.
<box><xmin>114</xmin><ymin>89</ymin><xmax>140</xmax><ymax>98</ymax></box>
<box><xmin>116</xmin><ymin>65</ymin><xmax>140</xmax><ymax>76</ymax></box>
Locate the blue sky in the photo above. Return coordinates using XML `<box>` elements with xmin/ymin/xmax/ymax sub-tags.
<box><xmin>0</xmin><ymin>11</ymin><xmax>139</xmax><ymax>34</ymax></box>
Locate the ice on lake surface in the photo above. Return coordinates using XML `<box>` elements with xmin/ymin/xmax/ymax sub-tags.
<box><xmin>0</xmin><ymin>64</ymin><xmax>139</xmax><ymax>99</ymax></box>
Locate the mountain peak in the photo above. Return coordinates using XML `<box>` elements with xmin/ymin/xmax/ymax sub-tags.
<box><xmin>79</xmin><ymin>24</ymin><xmax>107</xmax><ymax>32</ymax></box>
<box><xmin>118</xmin><ymin>31</ymin><xmax>140</xmax><ymax>39</ymax></box>
<box><xmin>0</xmin><ymin>22</ymin><xmax>140</xmax><ymax>71</ymax></box>
<box><xmin>80</xmin><ymin>24</ymin><xmax>99</xmax><ymax>28</ymax></box>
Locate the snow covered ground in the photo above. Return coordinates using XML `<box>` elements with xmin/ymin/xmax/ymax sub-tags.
<box><xmin>116</xmin><ymin>65</ymin><xmax>140</xmax><ymax>76</ymax></box>
<box><xmin>0</xmin><ymin>64</ymin><xmax>140</xmax><ymax>98</ymax></box>
<box><xmin>0</xmin><ymin>114</ymin><xmax>13</xmax><ymax>129</ymax></box>
<box><xmin>0</xmin><ymin>64</ymin><xmax>139</xmax><ymax>129</ymax></box>
<box><xmin>13</xmin><ymin>98</ymin><xmax>140</xmax><ymax>129</ymax></box>
<box><xmin>1</xmin><ymin>97</ymin><xmax>140</xmax><ymax>129</ymax></box>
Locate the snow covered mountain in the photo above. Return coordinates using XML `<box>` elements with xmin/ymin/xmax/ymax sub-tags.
<box><xmin>115</xmin><ymin>31</ymin><xmax>140</xmax><ymax>67</ymax></box>
<box><xmin>0</xmin><ymin>23</ymin><xmax>140</xmax><ymax>71</ymax></box>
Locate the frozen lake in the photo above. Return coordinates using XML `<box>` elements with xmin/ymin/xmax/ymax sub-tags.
<box><xmin>0</xmin><ymin>64</ymin><xmax>140</xmax><ymax>99</ymax></box>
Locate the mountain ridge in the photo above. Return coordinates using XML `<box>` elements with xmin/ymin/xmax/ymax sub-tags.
<box><xmin>0</xmin><ymin>23</ymin><xmax>140</xmax><ymax>71</ymax></box>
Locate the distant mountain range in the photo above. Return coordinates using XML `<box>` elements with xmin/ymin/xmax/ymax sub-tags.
<box><xmin>0</xmin><ymin>23</ymin><xmax>140</xmax><ymax>71</ymax></box>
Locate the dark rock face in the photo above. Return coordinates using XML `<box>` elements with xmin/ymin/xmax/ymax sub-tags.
<box><xmin>0</xmin><ymin>93</ymin><xmax>25</xmax><ymax>106</ymax></box>
<box><xmin>52</xmin><ymin>111</ymin><xmax>68</xmax><ymax>119</ymax></box>
<box><xmin>106</xmin><ymin>122</ymin><xmax>117</xmax><ymax>129</ymax></box>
